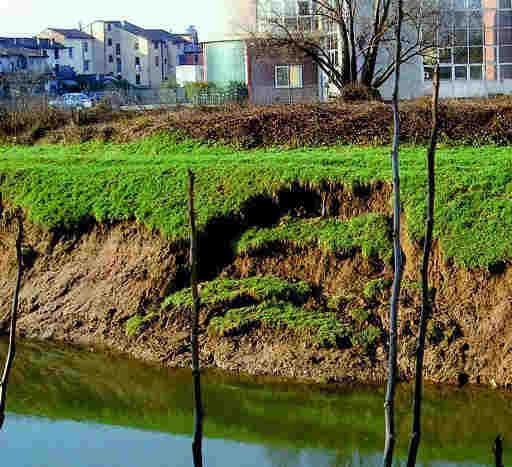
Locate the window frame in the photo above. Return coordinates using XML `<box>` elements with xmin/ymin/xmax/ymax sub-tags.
<box><xmin>274</xmin><ymin>64</ymin><xmax>304</xmax><ymax>89</ymax></box>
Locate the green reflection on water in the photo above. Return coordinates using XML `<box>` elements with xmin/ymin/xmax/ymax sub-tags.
<box><xmin>4</xmin><ymin>339</ymin><xmax>512</xmax><ymax>465</ymax></box>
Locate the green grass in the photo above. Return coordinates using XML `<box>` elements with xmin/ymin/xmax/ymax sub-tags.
<box><xmin>235</xmin><ymin>214</ymin><xmax>391</xmax><ymax>260</ymax></box>
<box><xmin>0</xmin><ymin>134</ymin><xmax>511</xmax><ymax>268</ymax></box>
<box><xmin>209</xmin><ymin>302</ymin><xmax>348</xmax><ymax>347</ymax></box>
<box><xmin>162</xmin><ymin>276</ymin><xmax>311</xmax><ymax>310</ymax></box>
<box><xmin>363</xmin><ymin>278</ymin><xmax>391</xmax><ymax>301</ymax></box>
<box><xmin>163</xmin><ymin>276</ymin><xmax>346</xmax><ymax>347</ymax></box>
<box><xmin>125</xmin><ymin>313</ymin><xmax>157</xmax><ymax>337</ymax></box>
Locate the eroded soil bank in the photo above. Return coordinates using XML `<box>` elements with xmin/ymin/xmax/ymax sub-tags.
<box><xmin>0</xmin><ymin>194</ymin><xmax>511</xmax><ymax>389</ymax></box>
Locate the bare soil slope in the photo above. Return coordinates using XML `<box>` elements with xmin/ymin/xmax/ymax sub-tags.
<box><xmin>0</xmin><ymin>185</ymin><xmax>510</xmax><ymax>388</ymax></box>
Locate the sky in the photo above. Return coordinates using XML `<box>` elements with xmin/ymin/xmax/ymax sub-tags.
<box><xmin>0</xmin><ymin>0</ymin><xmax>233</xmax><ymax>40</ymax></box>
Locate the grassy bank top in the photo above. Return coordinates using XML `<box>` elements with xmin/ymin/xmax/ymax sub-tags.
<box><xmin>0</xmin><ymin>135</ymin><xmax>511</xmax><ymax>268</ymax></box>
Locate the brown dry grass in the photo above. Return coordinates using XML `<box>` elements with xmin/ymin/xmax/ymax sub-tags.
<box><xmin>2</xmin><ymin>97</ymin><xmax>512</xmax><ymax>147</ymax></box>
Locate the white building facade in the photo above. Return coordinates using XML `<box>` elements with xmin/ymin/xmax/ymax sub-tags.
<box><xmin>87</xmin><ymin>21</ymin><xmax>177</xmax><ymax>88</ymax></box>
<box><xmin>38</xmin><ymin>29</ymin><xmax>97</xmax><ymax>74</ymax></box>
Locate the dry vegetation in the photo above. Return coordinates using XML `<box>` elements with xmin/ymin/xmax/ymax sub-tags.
<box><xmin>3</xmin><ymin>97</ymin><xmax>512</xmax><ymax>147</ymax></box>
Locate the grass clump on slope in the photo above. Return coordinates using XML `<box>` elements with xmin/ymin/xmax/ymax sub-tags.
<box><xmin>235</xmin><ymin>214</ymin><xmax>391</xmax><ymax>260</ymax></box>
<box><xmin>162</xmin><ymin>276</ymin><xmax>348</xmax><ymax>347</ymax></box>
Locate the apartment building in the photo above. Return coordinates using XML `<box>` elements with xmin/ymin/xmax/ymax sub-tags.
<box><xmin>38</xmin><ymin>29</ymin><xmax>97</xmax><ymax>75</ymax></box>
<box><xmin>173</xmin><ymin>27</ymin><xmax>204</xmax><ymax>85</ymax></box>
<box><xmin>87</xmin><ymin>21</ymin><xmax>177</xmax><ymax>88</ymax></box>
<box><xmin>430</xmin><ymin>0</ymin><xmax>512</xmax><ymax>97</ymax></box>
<box><xmin>202</xmin><ymin>0</ymin><xmax>324</xmax><ymax>104</ymax></box>
<box><xmin>206</xmin><ymin>0</ymin><xmax>512</xmax><ymax>101</ymax></box>
<box><xmin>0</xmin><ymin>41</ymin><xmax>49</xmax><ymax>74</ymax></box>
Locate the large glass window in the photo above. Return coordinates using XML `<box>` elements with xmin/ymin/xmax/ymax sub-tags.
<box><xmin>429</xmin><ymin>0</ymin><xmax>512</xmax><ymax>80</ymax></box>
<box><xmin>427</xmin><ymin>0</ymin><xmax>486</xmax><ymax>80</ymax></box>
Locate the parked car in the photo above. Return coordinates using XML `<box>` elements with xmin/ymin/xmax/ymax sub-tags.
<box><xmin>49</xmin><ymin>93</ymin><xmax>94</xmax><ymax>110</ymax></box>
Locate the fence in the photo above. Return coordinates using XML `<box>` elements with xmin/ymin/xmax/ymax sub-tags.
<box><xmin>251</xmin><ymin>85</ymin><xmax>320</xmax><ymax>106</ymax></box>
<box><xmin>191</xmin><ymin>91</ymin><xmax>248</xmax><ymax>106</ymax></box>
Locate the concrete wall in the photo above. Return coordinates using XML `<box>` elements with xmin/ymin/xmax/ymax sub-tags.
<box><xmin>176</xmin><ymin>65</ymin><xmax>204</xmax><ymax>85</ymax></box>
<box><xmin>204</xmin><ymin>41</ymin><xmax>247</xmax><ymax>84</ymax></box>
<box><xmin>377</xmin><ymin>56</ymin><xmax>426</xmax><ymax>101</ymax></box>
<box><xmin>204</xmin><ymin>0</ymin><xmax>257</xmax><ymax>41</ymax></box>
<box><xmin>434</xmin><ymin>79</ymin><xmax>512</xmax><ymax>98</ymax></box>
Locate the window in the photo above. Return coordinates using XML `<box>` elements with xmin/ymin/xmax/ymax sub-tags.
<box><xmin>135</xmin><ymin>57</ymin><xmax>140</xmax><ymax>66</ymax></box>
<box><xmin>107</xmin><ymin>23</ymin><xmax>112</xmax><ymax>32</ymax></box>
<box><xmin>83</xmin><ymin>41</ymin><xmax>89</xmax><ymax>53</ymax></box>
<box><xmin>116</xmin><ymin>43</ymin><xmax>121</xmax><ymax>55</ymax></box>
<box><xmin>108</xmin><ymin>54</ymin><xmax>114</xmax><ymax>63</ymax></box>
<box><xmin>116</xmin><ymin>57</ymin><xmax>122</xmax><ymax>73</ymax></box>
<box><xmin>84</xmin><ymin>60</ymin><xmax>90</xmax><ymax>72</ymax></box>
<box><xmin>54</xmin><ymin>49</ymin><xmax>60</xmax><ymax>60</ymax></box>
<box><xmin>134</xmin><ymin>41</ymin><xmax>139</xmax><ymax>50</ymax></box>
<box><xmin>154</xmin><ymin>41</ymin><xmax>159</xmax><ymax>50</ymax></box>
<box><xmin>68</xmin><ymin>48</ymin><xmax>73</xmax><ymax>59</ymax></box>
<box><xmin>155</xmin><ymin>56</ymin><xmax>159</xmax><ymax>67</ymax></box>
<box><xmin>298</xmin><ymin>1</ymin><xmax>310</xmax><ymax>15</ymax></box>
<box><xmin>54</xmin><ymin>63</ymin><xmax>60</xmax><ymax>73</ymax></box>
<box><xmin>135</xmin><ymin>74</ymin><xmax>141</xmax><ymax>85</ymax></box>
<box><xmin>107</xmin><ymin>38</ymin><xmax>113</xmax><ymax>47</ymax></box>
<box><xmin>274</xmin><ymin>64</ymin><xmax>303</xmax><ymax>88</ymax></box>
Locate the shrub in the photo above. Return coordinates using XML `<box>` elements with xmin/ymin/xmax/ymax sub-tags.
<box><xmin>340</xmin><ymin>84</ymin><xmax>382</xmax><ymax>102</ymax></box>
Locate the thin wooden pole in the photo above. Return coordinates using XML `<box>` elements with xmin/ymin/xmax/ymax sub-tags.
<box><xmin>494</xmin><ymin>435</ymin><xmax>504</xmax><ymax>467</ymax></box>
<box><xmin>0</xmin><ymin>213</ymin><xmax>23</xmax><ymax>429</ymax></box>
<box><xmin>406</xmin><ymin>64</ymin><xmax>441</xmax><ymax>467</ymax></box>
<box><xmin>188</xmin><ymin>170</ymin><xmax>204</xmax><ymax>467</ymax></box>
<box><xmin>383</xmin><ymin>1</ymin><xmax>404</xmax><ymax>465</ymax></box>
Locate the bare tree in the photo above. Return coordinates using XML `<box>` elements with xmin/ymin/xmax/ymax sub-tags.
<box><xmin>406</xmin><ymin>63</ymin><xmax>440</xmax><ymax>467</ymax></box>
<box><xmin>0</xmin><ymin>209</ymin><xmax>24</xmax><ymax>429</ymax></box>
<box><xmin>383</xmin><ymin>0</ymin><xmax>404</xmax><ymax>465</ymax></box>
<box><xmin>187</xmin><ymin>170</ymin><xmax>204</xmax><ymax>467</ymax></box>
<box><xmin>253</xmin><ymin>0</ymin><xmax>440</xmax><ymax>93</ymax></box>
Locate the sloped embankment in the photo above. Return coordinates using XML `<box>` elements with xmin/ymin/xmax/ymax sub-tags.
<box><xmin>0</xmin><ymin>179</ymin><xmax>511</xmax><ymax>388</ymax></box>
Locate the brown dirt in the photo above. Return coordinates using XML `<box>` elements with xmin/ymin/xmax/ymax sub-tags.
<box><xmin>0</xmin><ymin>198</ymin><xmax>510</xmax><ymax>388</ymax></box>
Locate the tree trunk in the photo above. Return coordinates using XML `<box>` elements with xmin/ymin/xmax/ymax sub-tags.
<box><xmin>383</xmin><ymin>0</ymin><xmax>403</xmax><ymax>466</ymax></box>
<box><xmin>406</xmin><ymin>64</ymin><xmax>440</xmax><ymax>467</ymax></box>
<box><xmin>188</xmin><ymin>170</ymin><xmax>204</xmax><ymax>467</ymax></box>
<box><xmin>0</xmin><ymin>213</ymin><xmax>23</xmax><ymax>429</ymax></box>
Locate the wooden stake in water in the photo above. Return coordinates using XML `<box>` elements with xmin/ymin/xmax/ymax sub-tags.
<box><xmin>188</xmin><ymin>170</ymin><xmax>204</xmax><ymax>467</ymax></box>
<box><xmin>384</xmin><ymin>0</ymin><xmax>404</xmax><ymax>465</ymax></box>
<box><xmin>0</xmin><ymin>211</ymin><xmax>24</xmax><ymax>429</ymax></box>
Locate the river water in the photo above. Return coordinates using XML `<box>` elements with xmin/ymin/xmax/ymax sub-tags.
<box><xmin>1</xmin><ymin>339</ymin><xmax>510</xmax><ymax>467</ymax></box>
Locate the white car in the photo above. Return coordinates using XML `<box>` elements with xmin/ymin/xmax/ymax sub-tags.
<box><xmin>49</xmin><ymin>93</ymin><xmax>94</xmax><ymax>110</ymax></box>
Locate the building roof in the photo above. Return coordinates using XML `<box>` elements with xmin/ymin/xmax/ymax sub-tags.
<box><xmin>0</xmin><ymin>37</ymin><xmax>64</xmax><ymax>51</ymax></box>
<box><xmin>46</xmin><ymin>28</ymin><xmax>94</xmax><ymax>40</ymax></box>
<box><xmin>0</xmin><ymin>46</ymin><xmax>46</xmax><ymax>58</ymax></box>
<box><xmin>119</xmin><ymin>22</ymin><xmax>173</xmax><ymax>41</ymax></box>
<box><xmin>91</xmin><ymin>21</ymin><xmax>173</xmax><ymax>42</ymax></box>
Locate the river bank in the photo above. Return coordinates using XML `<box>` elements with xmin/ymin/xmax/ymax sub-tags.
<box><xmin>0</xmin><ymin>139</ymin><xmax>510</xmax><ymax>388</ymax></box>
<box><xmin>0</xmin><ymin>210</ymin><xmax>510</xmax><ymax>388</ymax></box>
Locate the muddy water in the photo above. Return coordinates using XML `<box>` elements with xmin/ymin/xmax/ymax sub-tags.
<box><xmin>1</xmin><ymin>339</ymin><xmax>511</xmax><ymax>467</ymax></box>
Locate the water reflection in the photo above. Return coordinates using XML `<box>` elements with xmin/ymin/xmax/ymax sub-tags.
<box><xmin>0</xmin><ymin>339</ymin><xmax>510</xmax><ymax>467</ymax></box>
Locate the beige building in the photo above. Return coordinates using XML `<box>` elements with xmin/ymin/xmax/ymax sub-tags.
<box><xmin>38</xmin><ymin>29</ymin><xmax>97</xmax><ymax>75</ymax></box>
<box><xmin>87</xmin><ymin>21</ymin><xmax>176</xmax><ymax>88</ymax></box>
